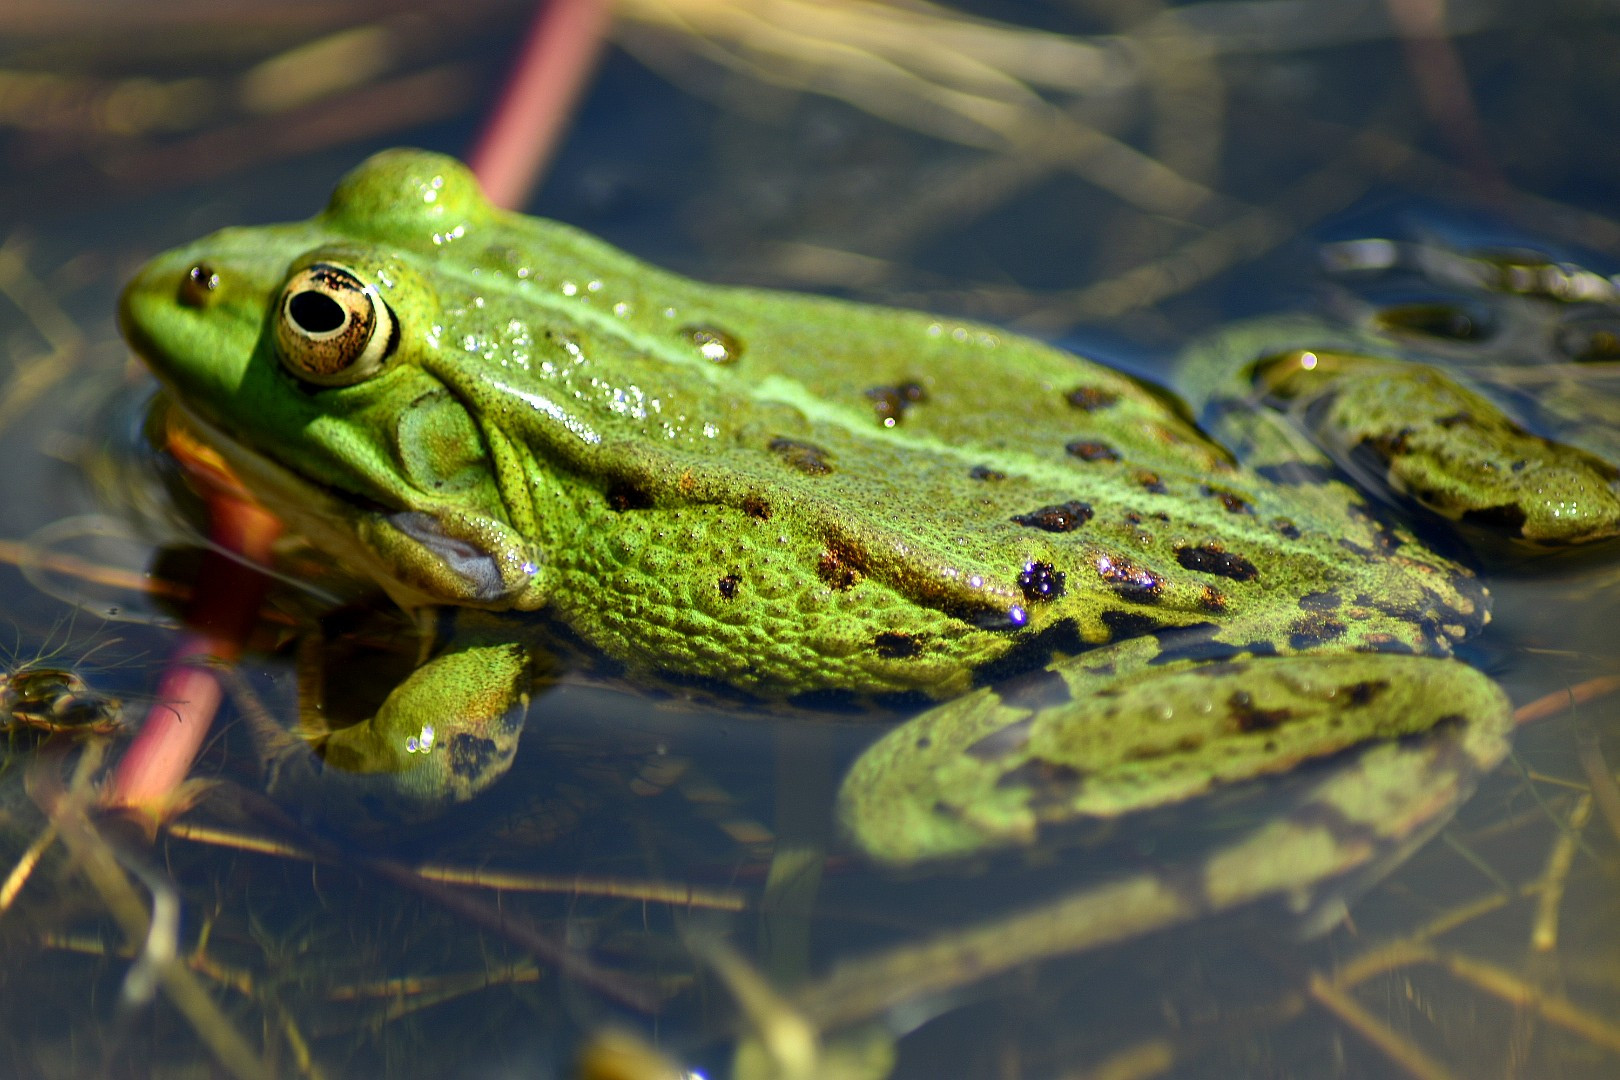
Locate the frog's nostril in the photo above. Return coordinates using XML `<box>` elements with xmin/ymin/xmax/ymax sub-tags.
<box><xmin>178</xmin><ymin>263</ymin><xmax>219</xmax><ymax>308</ymax></box>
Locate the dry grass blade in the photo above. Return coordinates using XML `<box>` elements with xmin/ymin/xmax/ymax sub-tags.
<box><xmin>1308</xmin><ymin>971</ymin><xmax>1462</xmax><ymax>1080</ymax></box>
<box><xmin>1575</xmin><ymin>724</ymin><xmax>1620</xmax><ymax>845</ymax></box>
<box><xmin>0</xmin><ymin>818</ymin><xmax>57</xmax><ymax>912</ymax></box>
<box><xmin>24</xmin><ymin>748</ymin><xmax>274</xmax><ymax>1080</ymax></box>
<box><xmin>618</xmin><ymin>0</ymin><xmax>1127</xmax><ymax>102</ymax></box>
<box><xmin>0</xmin><ymin>236</ymin><xmax>85</xmax><ymax>438</ymax></box>
<box><xmin>1531</xmin><ymin>793</ymin><xmax>1591</xmax><ymax>951</ymax></box>
<box><xmin>166</xmin><ymin>819</ymin><xmax>748</xmax><ymax>911</ymax></box>
<box><xmin>615</xmin><ymin>0</ymin><xmax>1226</xmax><ymax>219</ymax></box>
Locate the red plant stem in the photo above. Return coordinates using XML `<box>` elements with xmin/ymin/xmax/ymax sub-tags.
<box><xmin>104</xmin><ymin>494</ymin><xmax>281</xmax><ymax>819</ymax></box>
<box><xmin>1383</xmin><ymin>0</ymin><xmax>1503</xmax><ymax>192</ymax></box>
<box><xmin>467</xmin><ymin>0</ymin><xmax>613</xmax><ymax>209</ymax></box>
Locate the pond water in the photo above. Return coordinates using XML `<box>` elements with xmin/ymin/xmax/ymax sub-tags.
<box><xmin>1</xmin><ymin>3</ymin><xmax>1618</xmax><ymax>1078</ymax></box>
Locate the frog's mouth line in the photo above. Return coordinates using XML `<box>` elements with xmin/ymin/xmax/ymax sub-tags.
<box><xmin>162</xmin><ymin>399</ymin><xmax>422</xmax><ymax>601</ymax></box>
<box><xmin>166</xmin><ymin>397</ymin><xmax>537</xmax><ymax>611</ymax></box>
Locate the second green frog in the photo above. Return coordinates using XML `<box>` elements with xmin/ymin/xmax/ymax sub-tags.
<box><xmin>119</xmin><ymin>150</ymin><xmax>1620</xmax><ymax>862</ymax></box>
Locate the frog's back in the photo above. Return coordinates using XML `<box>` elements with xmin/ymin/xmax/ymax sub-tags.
<box><xmin>236</xmin><ymin>151</ymin><xmax>1498</xmax><ymax>699</ymax></box>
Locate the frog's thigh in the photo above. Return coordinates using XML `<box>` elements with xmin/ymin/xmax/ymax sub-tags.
<box><xmin>837</xmin><ymin>652</ymin><xmax>1509</xmax><ymax>865</ymax></box>
<box><xmin>317</xmin><ymin>640</ymin><xmax>532</xmax><ymax>809</ymax></box>
<box><xmin>1266</xmin><ymin>354</ymin><xmax>1620</xmax><ymax>546</ymax></box>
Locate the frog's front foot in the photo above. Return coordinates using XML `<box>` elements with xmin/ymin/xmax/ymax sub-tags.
<box><xmin>256</xmin><ymin>640</ymin><xmax>533</xmax><ymax>822</ymax></box>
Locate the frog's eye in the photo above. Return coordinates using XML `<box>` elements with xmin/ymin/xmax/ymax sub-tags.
<box><xmin>274</xmin><ymin>263</ymin><xmax>396</xmax><ymax>387</ymax></box>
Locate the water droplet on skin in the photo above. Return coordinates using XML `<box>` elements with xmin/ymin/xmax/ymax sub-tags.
<box><xmin>682</xmin><ymin>325</ymin><xmax>743</xmax><ymax>364</ymax></box>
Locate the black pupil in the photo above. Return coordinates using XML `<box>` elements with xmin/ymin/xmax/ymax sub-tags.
<box><xmin>288</xmin><ymin>290</ymin><xmax>347</xmax><ymax>334</ymax></box>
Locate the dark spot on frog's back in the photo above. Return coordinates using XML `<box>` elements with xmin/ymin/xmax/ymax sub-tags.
<box><xmin>768</xmin><ymin>437</ymin><xmax>833</xmax><ymax>475</ymax></box>
<box><xmin>873</xmin><ymin>631</ymin><xmax>922</xmax><ymax>659</ymax></box>
<box><xmin>1272</xmin><ymin>518</ymin><xmax>1302</xmax><ymax>540</ymax></box>
<box><xmin>1204</xmin><ymin>486</ymin><xmax>1253</xmax><ymax>514</ymax></box>
<box><xmin>1095</xmin><ymin>553</ymin><xmax>1163</xmax><ymax>603</ymax></box>
<box><xmin>1018</xmin><ymin>561</ymin><xmax>1066</xmax><ymax>603</ymax></box>
<box><xmin>1226</xmin><ymin>691</ymin><xmax>1294</xmax><ymax>733</ymax></box>
<box><xmin>970</xmin><ymin>464</ymin><xmax>1007</xmax><ymax>481</ymax></box>
<box><xmin>1342</xmin><ymin>679</ymin><xmax>1390</xmax><ymax>707</ymax></box>
<box><xmin>741</xmin><ymin>494</ymin><xmax>771</xmax><ymax>520</ymax></box>
<box><xmin>1065</xmin><ymin>440</ymin><xmax>1119</xmax><ymax>462</ymax></box>
<box><xmin>817</xmin><ymin>542</ymin><xmax>863</xmax><ymax>589</ymax></box>
<box><xmin>1289</xmin><ymin>613</ymin><xmax>1346</xmax><ymax>649</ymax></box>
<box><xmin>1300</xmin><ymin>591</ymin><xmax>1341</xmax><ymax>611</ymax></box>
<box><xmin>717</xmin><ymin>574</ymin><xmax>740</xmax><ymax>600</ymax></box>
<box><xmin>1065</xmin><ymin>386</ymin><xmax>1120</xmax><ymax>411</ymax></box>
<box><xmin>866</xmin><ymin>381</ymin><xmax>926</xmax><ymax>426</ymax></box>
<box><xmin>1011</xmin><ymin>501</ymin><xmax>1093</xmax><ymax>533</ymax></box>
<box><xmin>1174</xmin><ymin>543</ymin><xmax>1258</xmax><ymax>582</ymax></box>
<box><xmin>448</xmin><ymin>734</ymin><xmax>501</xmax><ymax>780</ymax></box>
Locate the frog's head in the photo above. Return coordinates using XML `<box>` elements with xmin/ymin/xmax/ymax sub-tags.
<box><xmin>120</xmin><ymin>150</ymin><xmax>546</xmax><ymax>612</ymax></box>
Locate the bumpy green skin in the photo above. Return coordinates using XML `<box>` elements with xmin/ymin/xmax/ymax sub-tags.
<box><xmin>119</xmin><ymin>150</ymin><xmax>1563</xmax><ymax>849</ymax></box>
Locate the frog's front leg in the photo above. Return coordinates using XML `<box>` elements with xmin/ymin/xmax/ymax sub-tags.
<box><xmin>252</xmin><ymin>619</ymin><xmax>535</xmax><ymax>822</ymax></box>
<box><xmin>1252</xmin><ymin>347</ymin><xmax>1620</xmax><ymax>548</ymax></box>
<box><xmin>838</xmin><ymin>645</ymin><xmax>1510</xmax><ymax>865</ymax></box>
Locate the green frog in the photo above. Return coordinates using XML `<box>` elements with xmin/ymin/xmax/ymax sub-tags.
<box><xmin>117</xmin><ymin>150</ymin><xmax>1616</xmax><ymax>862</ymax></box>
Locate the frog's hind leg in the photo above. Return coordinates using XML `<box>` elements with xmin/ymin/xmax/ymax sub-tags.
<box><xmin>838</xmin><ymin>647</ymin><xmax>1511</xmax><ymax>865</ymax></box>
<box><xmin>1253</xmin><ymin>349</ymin><xmax>1620</xmax><ymax>549</ymax></box>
